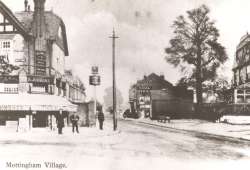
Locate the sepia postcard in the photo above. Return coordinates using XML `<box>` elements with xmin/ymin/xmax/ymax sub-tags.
<box><xmin>0</xmin><ymin>0</ymin><xmax>249</xmax><ymax>170</ymax></box>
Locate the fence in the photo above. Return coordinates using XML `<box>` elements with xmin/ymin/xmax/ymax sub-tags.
<box><xmin>151</xmin><ymin>99</ymin><xmax>194</xmax><ymax>119</ymax></box>
<box><xmin>151</xmin><ymin>100</ymin><xmax>250</xmax><ymax>121</ymax></box>
<box><xmin>195</xmin><ymin>103</ymin><xmax>250</xmax><ymax>121</ymax></box>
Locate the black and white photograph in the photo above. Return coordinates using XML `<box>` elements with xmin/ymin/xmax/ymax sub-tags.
<box><xmin>0</xmin><ymin>0</ymin><xmax>250</xmax><ymax>169</ymax></box>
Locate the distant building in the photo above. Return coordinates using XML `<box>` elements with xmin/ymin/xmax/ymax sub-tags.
<box><xmin>0</xmin><ymin>0</ymin><xmax>86</xmax><ymax>129</ymax></box>
<box><xmin>232</xmin><ymin>33</ymin><xmax>250</xmax><ymax>103</ymax></box>
<box><xmin>129</xmin><ymin>73</ymin><xmax>193</xmax><ymax>119</ymax></box>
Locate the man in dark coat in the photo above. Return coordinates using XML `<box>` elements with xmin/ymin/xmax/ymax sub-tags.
<box><xmin>97</xmin><ymin>108</ymin><xmax>105</xmax><ymax>130</ymax></box>
<box><xmin>70</xmin><ymin>113</ymin><xmax>80</xmax><ymax>133</ymax></box>
<box><xmin>56</xmin><ymin>111</ymin><xmax>64</xmax><ymax>134</ymax></box>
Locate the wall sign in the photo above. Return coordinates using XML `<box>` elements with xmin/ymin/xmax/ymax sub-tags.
<box><xmin>27</xmin><ymin>76</ymin><xmax>53</xmax><ymax>84</ymax></box>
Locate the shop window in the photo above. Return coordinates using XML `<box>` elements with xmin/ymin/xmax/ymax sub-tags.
<box><xmin>246</xmin><ymin>96</ymin><xmax>250</xmax><ymax>103</ymax></box>
<box><xmin>237</xmin><ymin>96</ymin><xmax>244</xmax><ymax>103</ymax></box>
<box><xmin>237</xmin><ymin>90</ymin><xmax>244</xmax><ymax>94</ymax></box>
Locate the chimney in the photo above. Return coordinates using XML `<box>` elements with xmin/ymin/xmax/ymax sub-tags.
<box><xmin>33</xmin><ymin>0</ymin><xmax>46</xmax><ymax>37</ymax></box>
<box><xmin>160</xmin><ymin>74</ymin><xmax>164</xmax><ymax>80</ymax></box>
<box><xmin>32</xmin><ymin>0</ymin><xmax>46</xmax><ymax>51</ymax></box>
<box><xmin>24</xmin><ymin>0</ymin><xmax>28</xmax><ymax>11</ymax></box>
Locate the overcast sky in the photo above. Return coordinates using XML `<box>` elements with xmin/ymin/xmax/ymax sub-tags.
<box><xmin>2</xmin><ymin>0</ymin><xmax>250</xmax><ymax>104</ymax></box>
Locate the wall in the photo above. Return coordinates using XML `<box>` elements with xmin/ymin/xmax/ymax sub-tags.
<box><xmin>151</xmin><ymin>89</ymin><xmax>176</xmax><ymax>101</ymax></box>
<box><xmin>52</xmin><ymin>43</ymin><xmax>65</xmax><ymax>75</ymax></box>
<box><xmin>0</xmin><ymin>34</ymin><xmax>25</xmax><ymax>68</ymax></box>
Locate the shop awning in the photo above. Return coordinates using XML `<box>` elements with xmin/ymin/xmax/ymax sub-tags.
<box><xmin>0</xmin><ymin>94</ymin><xmax>77</xmax><ymax>112</ymax></box>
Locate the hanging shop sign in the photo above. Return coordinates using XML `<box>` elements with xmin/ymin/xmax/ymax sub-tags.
<box><xmin>89</xmin><ymin>75</ymin><xmax>101</xmax><ymax>86</ymax></box>
<box><xmin>91</xmin><ymin>66</ymin><xmax>99</xmax><ymax>75</ymax></box>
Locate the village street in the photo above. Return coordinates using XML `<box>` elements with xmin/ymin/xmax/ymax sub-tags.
<box><xmin>0</xmin><ymin>117</ymin><xmax>250</xmax><ymax>170</ymax></box>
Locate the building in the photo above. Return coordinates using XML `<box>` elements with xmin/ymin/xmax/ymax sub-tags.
<box><xmin>0</xmin><ymin>0</ymin><xmax>86</xmax><ymax>129</ymax></box>
<box><xmin>129</xmin><ymin>73</ymin><xmax>193</xmax><ymax>119</ymax></box>
<box><xmin>232</xmin><ymin>33</ymin><xmax>250</xmax><ymax>103</ymax></box>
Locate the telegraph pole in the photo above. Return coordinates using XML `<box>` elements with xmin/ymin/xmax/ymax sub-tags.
<box><xmin>109</xmin><ymin>29</ymin><xmax>119</xmax><ymax>131</ymax></box>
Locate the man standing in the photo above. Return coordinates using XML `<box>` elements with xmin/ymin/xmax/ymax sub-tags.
<box><xmin>97</xmin><ymin>107</ymin><xmax>105</xmax><ymax>130</ymax></box>
<box><xmin>56</xmin><ymin>111</ymin><xmax>64</xmax><ymax>135</ymax></box>
<box><xmin>70</xmin><ymin>113</ymin><xmax>80</xmax><ymax>133</ymax></box>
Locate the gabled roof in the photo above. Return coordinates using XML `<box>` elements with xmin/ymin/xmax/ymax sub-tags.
<box><xmin>136</xmin><ymin>73</ymin><xmax>173</xmax><ymax>90</ymax></box>
<box><xmin>15</xmin><ymin>11</ymin><xmax>69</xmax><ymax>56</ymax></box>
<box><xmin>0</xmin><ymin>1</ymin><xmax>30</xmax><ymax>38</ymax></box>
<box><xmin>0</xmin><ymin>1</ymin><xmax>69</xmax><ymax>56</ymax></box>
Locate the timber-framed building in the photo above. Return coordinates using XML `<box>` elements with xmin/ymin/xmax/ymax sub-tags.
<box><xmin>0</xmin><ymin>0</ymin><xmax>86</xmax><ymax>129</ymax></box>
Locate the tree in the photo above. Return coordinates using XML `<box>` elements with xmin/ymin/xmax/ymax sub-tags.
<box><xmin>165</xmin><ymin>5</ymin><xmax>227</xmax><ymax>108</ymax></box>
<box><xmin>103</xmin><ymin>87</ymin><xmax>124</xmax><ymax>112</ymax></box>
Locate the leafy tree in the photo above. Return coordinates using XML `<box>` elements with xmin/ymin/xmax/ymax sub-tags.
<box><xmin>165</xmin><ymin>5</ymin><xmax>227</xmax><ymax>108</ymax></box>
<box><xmin>103</xmin><ymin>87</ymin><xmax>124</xmax><ymax>113</ymax></box>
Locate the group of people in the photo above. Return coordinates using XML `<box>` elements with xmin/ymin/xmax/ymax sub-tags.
<box><xmin>56</xmin><ymin>107</ymin><xmax>105</xmax><ymax>135</ymax></box>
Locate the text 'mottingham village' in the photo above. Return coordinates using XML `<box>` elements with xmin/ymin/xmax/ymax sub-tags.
<box><xmin>6</xmin><ymin>162</ymin><xmax>67</xmax><ymax>169</ymax></box>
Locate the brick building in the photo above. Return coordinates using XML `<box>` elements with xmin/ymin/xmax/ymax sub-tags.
<box><xmin>232</xmin><ymin>33</ymin><xmax>250</xmax><ymax>104</ymax></box>
<box><xmin>129</xmin><ymin>73</ymin><xmax>193</xmax><ymax>119</ymax></box>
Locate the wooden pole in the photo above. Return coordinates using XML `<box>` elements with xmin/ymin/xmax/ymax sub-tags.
<box><xmin>109</xmin><ymin>29</ymin><xmax>119</xmax><ymax>131</ymax></box>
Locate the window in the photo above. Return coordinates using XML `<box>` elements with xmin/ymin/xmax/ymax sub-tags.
<box><xmin>2</xmin><ymin>41</ymin><xmax>10</xmax><ymax>48</ymax></box>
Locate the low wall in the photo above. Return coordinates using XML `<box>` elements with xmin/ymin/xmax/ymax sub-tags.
<box><xmin>220</xmin><ymin>115</ymin><xmax>250</xmax><ymax>124</ymax></box>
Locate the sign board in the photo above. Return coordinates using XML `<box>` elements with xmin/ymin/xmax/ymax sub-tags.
<box><xmin>18</xmin><ymin>118</ymin><xmax>28</xmax><ymax>132</ymax></box>
<box><xmin>6</xmin><ymin>121</ymin><xmax>18</xmax><ymax>128</ymax></box>
<box><xmin>0</xmin><ymin>105</ymin><xmax>26</xmax><ymax>111</ymax></box>
<box><xmin>27</xmin><ymin>76</ymin><xmax>53</xmax><ymax>84</ymax></box>
<box><xmin>0</xmin><ymin>75</ymin><xmax>19</xmax><ymax>83</ymax></box>
<box><xmin>91</xmin><ymin>66</ymin><xmax>99</xmax><ymax>75</ymax></box>
<box><xmin>19</xmin><ymin>69</ymin><xmax>27</xmax><ymax>83</ymax></box>
<box><xmin>89</xmin><ymin>75</ymin><xmax>101</xmax><ymax>86</ymax></box>
<box><xmin>15</xmin><ymin>58</ymin><xmax>26</xmax><ymax>63</ymax></box>
<box><xmin>35</xmin><ymin>55</ymin><xmax>46</xmax><ymax>75</ymax></box>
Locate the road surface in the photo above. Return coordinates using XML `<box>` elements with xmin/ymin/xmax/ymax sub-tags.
<box><xmin>0</xmin><ymin>118</ymin><xmax>250</xmax><ymax>170</ymax></box>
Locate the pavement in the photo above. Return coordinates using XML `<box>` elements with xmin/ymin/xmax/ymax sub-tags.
<box><xmin>131</xmin><ymin>117</ymin><xmax>250</xmax><ymax>141</ymax></box>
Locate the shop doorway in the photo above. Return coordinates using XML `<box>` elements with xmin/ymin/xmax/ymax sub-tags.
<box><xmin>33</xmin><ymin>112</ymin><xmax>48</xmax><ymax>127</ymax></box>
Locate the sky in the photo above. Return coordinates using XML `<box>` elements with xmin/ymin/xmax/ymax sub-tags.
<box><xmin>2</xmin><ymin>0</ymin><xmax>250</xmax><ymax>105</ymax></box>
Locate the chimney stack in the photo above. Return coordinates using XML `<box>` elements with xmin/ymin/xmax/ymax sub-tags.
<box><xmin>33</xmin><ymin>0</ymin><xmax>46</xmax><ymax>37</ymax></box>
<box><xmin>32</xmin><ymin>0</ymin><xmax>46</xmax><ymax>51</ymax></box>
<box><xmin>160</xmin><ymin>74</ymin><xmax>164</xmax><ymax>80</ymax></box>
<box><xmin>24</xmin><ymin>0</ymin><xmax>28</xmax><ymax>11</ymax></box>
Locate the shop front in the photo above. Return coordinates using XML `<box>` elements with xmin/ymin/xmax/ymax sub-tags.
<box><xmin>0</xmin><ymin>93</ymin><xmax>77</xmax><ymax>130</ymax></box>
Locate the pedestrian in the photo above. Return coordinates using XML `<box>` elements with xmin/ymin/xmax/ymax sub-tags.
<box><xmin>56</xmin><ymin>111</ymin><xmax>64</xmax><ymax>134</ymax></box>
<box><xmin>97</xmin><ymin>107</ymin><xmax>105</xmax><ymax>130</ymax></box>
<box><xmin>70</xmin><ymin>113</ymin><xmax>80</xmax><ymax>133</ymax></box>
